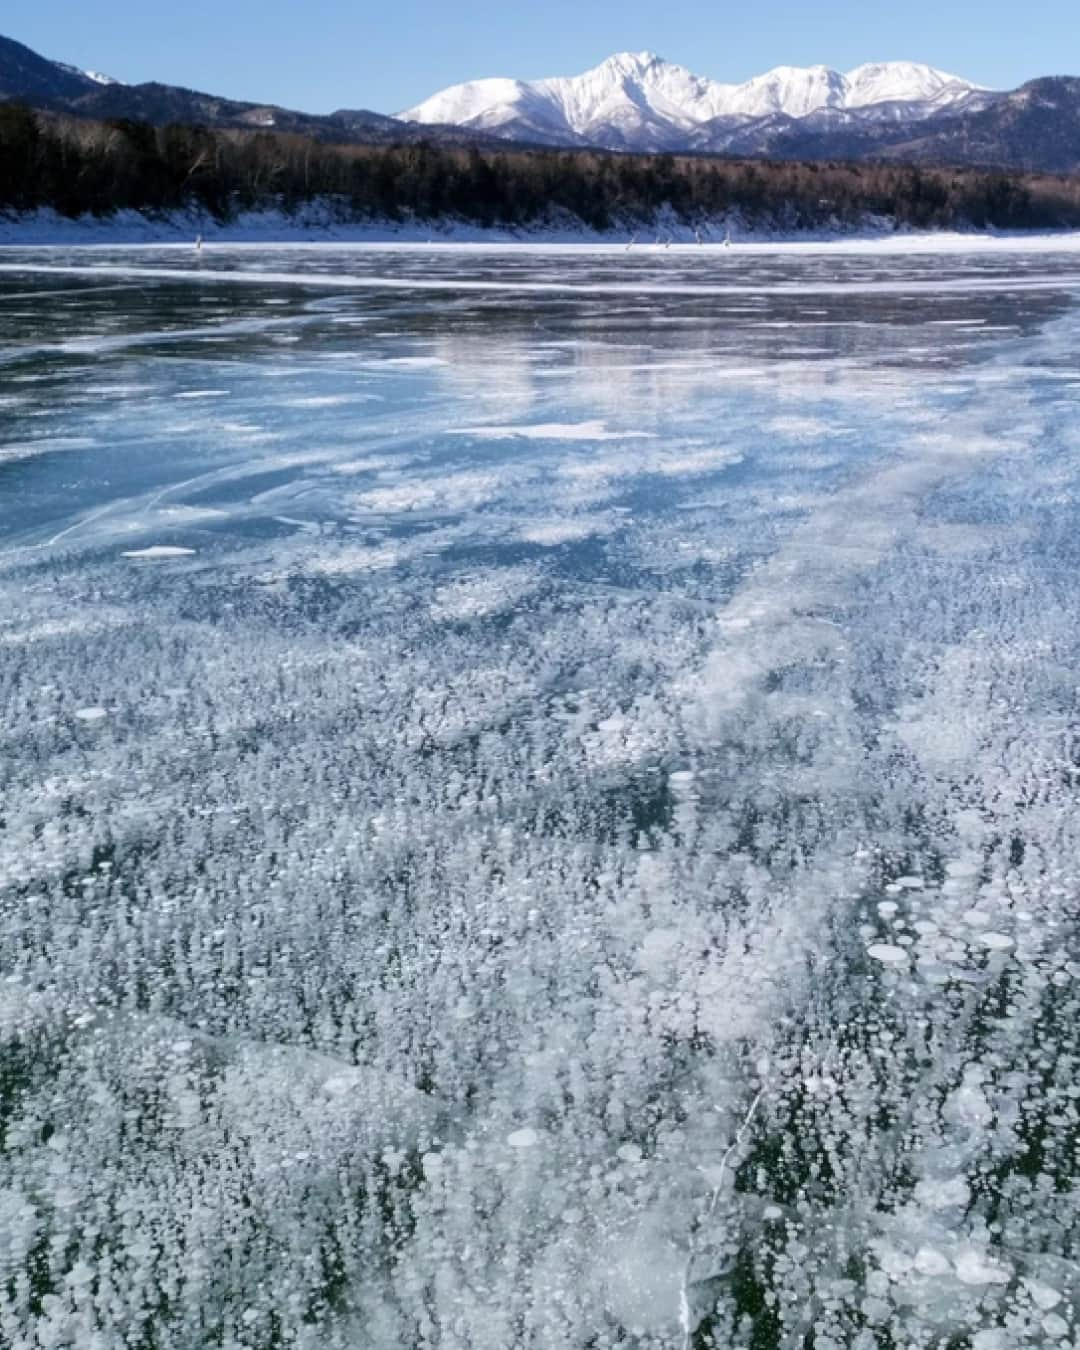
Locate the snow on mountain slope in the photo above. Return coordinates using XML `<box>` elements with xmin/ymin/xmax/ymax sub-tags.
<box><xmin>399</xmin><ymin>53</ymin><xmax>987</xmax><ymax>150</ymax></box>
<box><xmin>722</xmin><ymin>65</ymin><xmax>848</xmax><ymax>119</ymax></box>
<box><xmin>844</xmin><ymin>61</ymin><xmax>973</xmax><ymax>108</ymax></box>
<box><xmin>550</xmin><ymin>52</ymin><xmax>731</xmax><ymax>130</ymax></box>
<box><xmin>54</xmin><ymin>61</ymin><xmax>123</xmax><ymax>87</ymax></box>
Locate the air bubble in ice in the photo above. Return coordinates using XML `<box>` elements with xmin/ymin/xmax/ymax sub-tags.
<box><xmin>867</xmin><ymin>943</ymin><xmax>908</xmax><ymax>965</ymax></box>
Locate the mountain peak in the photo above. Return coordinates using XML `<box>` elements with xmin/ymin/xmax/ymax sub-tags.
<box><xmin>842</xmin><ymin>60</ymin><xmax>983</xmax><ymax>108</ymax></box>
<box><xmin>600</xmin><ymin>50</ymin><xmax>663</xmax><ymax>69</ymax></box>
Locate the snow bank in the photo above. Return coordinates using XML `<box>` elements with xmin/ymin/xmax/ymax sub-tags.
<box><xmin>3</xmin><ymin>203</ymin><xmax>1080</xmax><ymax>251</ymax></box>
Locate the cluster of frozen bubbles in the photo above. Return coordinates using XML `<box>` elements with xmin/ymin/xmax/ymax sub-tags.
<box><xmin>1</xmin><ymin>252</ymin><xmax>1080</xmax><ymax>1349</ymax></box>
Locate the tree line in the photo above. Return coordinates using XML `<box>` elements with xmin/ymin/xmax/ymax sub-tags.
<box><xmin>3</xmin><ymin>102</ymin><xmax>1080</xmax><ymax>231</ymax></box>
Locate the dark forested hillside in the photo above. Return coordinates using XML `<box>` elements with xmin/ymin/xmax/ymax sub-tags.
<box><xmin>731</xmin><ymin>78</ymin><xmax>1080</xmax><ymax>175</ymax></box>
<box><xmin>0</xmin><ymin>33</ymin><xmax>103</xmax><ymax>104</ymax></box>
<box><xmin>0</xmin><ymin>32</ymin><xmax>500</xmax><ymax>148</ymax></box>
<box><xmin>3</xmin><ymin>104</ymin><xmax>1080</xmax><ymax>232</ymax></box>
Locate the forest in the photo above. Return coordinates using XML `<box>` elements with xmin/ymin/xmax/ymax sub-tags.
<box><xmin>3</xmin><ymin>100</ymin><xmax>1080</xmax><ymax>231</ymax></box>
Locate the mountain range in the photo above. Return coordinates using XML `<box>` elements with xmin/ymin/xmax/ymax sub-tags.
<box><xmin>401</xmin><ymin>52</ymin><xmax>1080</xmax><ymax>171</ymax></box>
<box><xmin>2</xmin><ymin>32</ymin><xmax>1080</xmax><ymax>173</ymax></box>
<box><xmin>400</xmin><ymin>52</ymin><xmax>991</xmax><ymax>151</ymax></box>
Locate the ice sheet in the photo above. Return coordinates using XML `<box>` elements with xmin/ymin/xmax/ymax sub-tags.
<box><xmin>2</xmin><ymin>241</ymin><xmax>1079</xmax><ymax>1349</ymax></box>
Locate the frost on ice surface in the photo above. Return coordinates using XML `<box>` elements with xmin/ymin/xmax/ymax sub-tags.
<box><xmin>2</xmin><ymin>241</ymin><xmax>1080</xmax><ymax>1349</ymax></box>
<box><xmin>518</xmin><ymin>514</ymin><xmax>617</xmax><ymax>544</ymax></box>
<box><xmin>120</xmin><ymin>545</ymin><xmax>197</xmax><ymax>558</ymax></box>
<box><xmin>429</xmin><ymin>567</ymin><xmax>539</xmax><ymax>621</ymax></box>
<box><xmin>72</xmin><ymin>705</ymin><xmax>108</xmax><ymax>721</ymax></box>
<box><xmin>304</xmin><ymin>544</ymin><xmax>402</xmax><ymax>574</ymax></box>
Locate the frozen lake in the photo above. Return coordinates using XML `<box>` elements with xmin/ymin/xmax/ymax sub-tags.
<box><xmin>2</xmin><ymin>243</ymin><xmax>1080</xmax><ymax>1347</ymax></box>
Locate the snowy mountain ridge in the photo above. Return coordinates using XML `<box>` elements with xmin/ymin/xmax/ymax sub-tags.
<box><xmin>399</xmin><ymin>52</ymin><xmax>989</xmax><ymax>150</ymax></box>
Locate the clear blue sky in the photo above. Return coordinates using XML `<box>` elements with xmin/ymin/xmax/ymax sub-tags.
<box><xmin>5</xmin><ymin>0</ymin><xmax>1077</xmax><ymax>115</ymax></box>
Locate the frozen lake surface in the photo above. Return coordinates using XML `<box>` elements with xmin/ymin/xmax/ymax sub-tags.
<box><xmin>2</xmin><ymin>243</ymin><xmax>1080</xmax><ymax>1347</ymax></box>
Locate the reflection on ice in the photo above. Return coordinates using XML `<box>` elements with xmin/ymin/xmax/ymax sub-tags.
<box><xmin>1</xmin><ymin>242</ymin><xmax>1080</xmax><ymax>1348</ymax></box>
<box><xmin>453</xmin><ymin>420</ymin><xmax>655</xmax><ymax>441</ymax></box>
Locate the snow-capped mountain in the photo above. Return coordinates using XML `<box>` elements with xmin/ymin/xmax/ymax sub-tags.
<box><xmin>399</xmin><ymin>52</ymin><xmax>988</xmax><ymax>151</ymax></box>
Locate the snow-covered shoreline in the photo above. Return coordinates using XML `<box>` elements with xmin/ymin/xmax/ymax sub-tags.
<box><xmin>3</xmin><ymin>205</ymin><xmax>1080</xmax><ymax>252</ymax></box>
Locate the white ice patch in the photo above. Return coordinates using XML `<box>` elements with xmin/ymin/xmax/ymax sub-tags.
<box><xmin>0</xmin><ymin>436</ymin><xmax>97</xmax><ymax>464</ymax></box>
<box><xmin>453</xmin><ymin>420</ymin><xmax>653</xmax><ymax>441</ymax></box>
<box><xmin>120</xmin><ymin>546</ymin><xmax>197</xmax><ymax>559</ymax></box>
<box><xmin>351</xmin><ymin>468</ymin><xmax>519</xmax><ymax>515</ymax></box>
<box><xmin>913</xmin><ymin>1247</ymin><xmax>951</xmax><ymax>1277</ymax></box>
<box><xmin>1024</xmin><ymin>1279</ymin><xmax>1064</xmax><ymax>1311</ymax></box>
<box><xmin>582</xmin><ymin>708</ymin><xmax>665</xmax><ymax>770</ymax></box>
<box><xmin>430</xmin><ymin>569</ymin><xmax>538</xmax><ymax>621</ymax></box>
<box><xmin>519</xmin><ymin>516</ymin><xmax>618</xmax><ymax>545</ymax></box>
<box><xmin>647</xmin><ymin>447</ymin><xmax>743</xmax><ymax>477</ymax></box>
<box><xmin>977</xmin><ymin>931</ymin><xmax>1014</xmax><ymax>950</ymax></box>
<box><xmin>305</xmin><ymin>545</ymin><xmax>402</xmax><ymax>575</ymax></box>
<box><xmin>555</xmin><ymin>444</ymin><xmax>740</xmax><ymax>484</ymax></box>
<box><xmin>277</xmin><ymin>394</ymin><xmax>382</xmax><ymax>407</ymax></box>
<box><xmin>953</xmin><ymin>1248</ymin><xmax>1012</xmax><ymax>1286</ymax></box>
<box><xmin>943</xmin><ymin>1083</ymin><xmax>992</xmax><ymax>1129</ymax></box>
<box><xmin>866</xmin><ymin>943</ymin><xmax>908</xmax><ymax>965</ymax></box>
<box><xmin>600</xmin><ymin>1212</ymin><xmax>684</xmax><ymax>1335</ymax></box>
<box><xmin>330</xmin><ymin>456</ymin><xmax>404</xmax><ymax>476</ymax></box>
<box><xmin>0</xmin><ymin>614</ymin><xmax>128</xmax><ymax>646</ymax></box>
<box><xmin>361</xmin><ymin>356</ymin><xmax>447</xmax><ymax>369</ymax></box>
<box><xmin>766</xmin><ymin>415</ymin><xmax>836</xmax><ymax>438</ymax></box>
<box><xmin>153</xmin><ymin>507</ymin><xmax>227</xmax><ymax>524</ymax></box>
<box><xmin>913</xmin><ymin>1175</ymin><xmax>971</xmax><ymax>1210</ymax></box>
